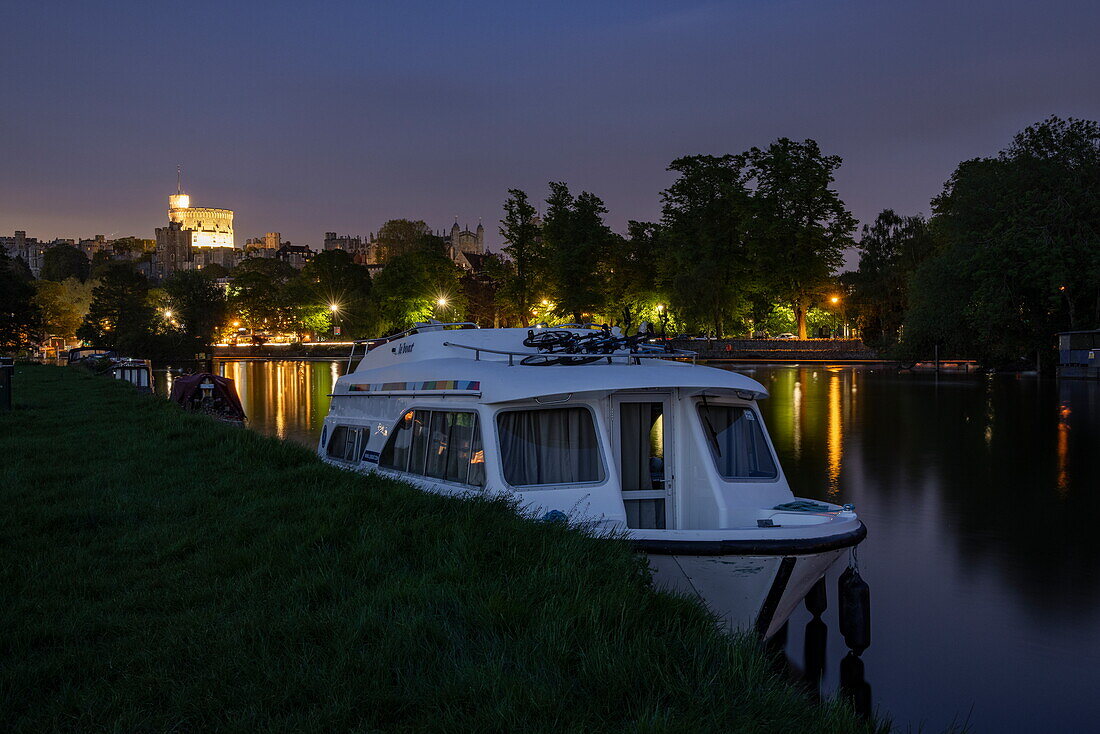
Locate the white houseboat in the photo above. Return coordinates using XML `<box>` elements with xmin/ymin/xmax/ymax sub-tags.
<box><xmin>319</xmin><ymin>323</ymin><xmax>865</xmax><ymax>638</ymax></box>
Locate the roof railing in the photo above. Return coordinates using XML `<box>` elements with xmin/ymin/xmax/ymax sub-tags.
<box><xmin>441</xmin><ymin>341</ymin><xmax>697</xmax><ymax>366</ymax></box>
<box><xmin>346</xmin><ymin>322</ymin><xmax>478</xmax><ymax>370</ymax></box>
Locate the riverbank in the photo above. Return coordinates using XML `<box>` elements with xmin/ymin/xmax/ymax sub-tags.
<box><xmin>213</xmin><ymin>337</ymin><xmax>887</xmax><ymax>364</ymax></box>
<box><xmin>1</xmin><ymin>365</ymin><xmax>878</xmax><ymax>732</ymax></box>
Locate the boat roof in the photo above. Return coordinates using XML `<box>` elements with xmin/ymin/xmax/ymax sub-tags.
<box><xmin>342</xmin><ymin>327</ymin><xmax>768</xmax><ymax>402</ymax></box>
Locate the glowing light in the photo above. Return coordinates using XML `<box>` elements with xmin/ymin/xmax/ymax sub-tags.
<box><xmin>232</xmin><ymin>321</ymin><xmax>241</xmax><ymax>327</ymax></box>
<box><xmin>436</xmin><ymin>297</ymin><xmax>448</xmax><ymax>307</ymax></box>
<box><xmin>163</xmin><ymin>309</ymin><xmax>173</xmax><ymax>319</ymax></box>
<box><xmin>656</xmin><ymin>304</ymin><xmax>665</xmax><ymax>313</ymax></box>
<box><xmin>826</xmin><ymin>371</ymin><xmax>842</xmax><ymax>496</ymax></box>
<box><xmin>329</xmin><ymin>303</ymin><xmax>340</xmax><ymax>313</ymax></box>
<box><xmin>830</xmin><ymin>296</ymin><xmax>840</xmax><ymax>304</ymax></box>
<box><xmin>1057</xmin><ymin>404</ymin><xmax>1070</xmax><ymax>496</ymax></box>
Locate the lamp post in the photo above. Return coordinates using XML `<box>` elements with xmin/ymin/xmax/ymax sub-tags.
<box><xmin>329</xmin><ymin>303</ymin><xmax>340</xmax><ymax>338</ymax></box>
<box><xmin>829</xmin><ymin>295</ymin><xmax>847</xmax><ymax>338</ymax></box>
<box><xmin>435</xmin><ymin>296</ymin><xmax>449</xmax><ymax>321</ymax></box>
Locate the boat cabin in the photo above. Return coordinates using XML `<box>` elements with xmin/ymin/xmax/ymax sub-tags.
<box><xmin>321</xmin><ymin>324</ymin><xmax>793</xmax><ymax>533</ymax></box>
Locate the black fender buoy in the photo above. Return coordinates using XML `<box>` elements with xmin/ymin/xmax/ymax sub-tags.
<box><xmin>805</xmin><ymin>576</ymin><xmax>828</xmax><ymax>616</ymax></box>
<box><xmin>803</xmin><ymin>617</ymin><xmax>827</xmax><ymax>688</ymax></box>
<box><xmin>838</xmin><ymin>566</ymin><xmax>871</xmax><ymax>654</ymax></box>
<box><xmin>840</xmin><ymin>651</ymin><xmax>873</xmax><ymax>717</ymax></box>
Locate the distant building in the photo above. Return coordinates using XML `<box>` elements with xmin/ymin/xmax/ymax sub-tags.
<box><xmin>154</xmin><ymin>171</ymin><xmax>241</xmax><ymax>279</ymax></box>
<box><xmin>0</xmin><ymin>231</ymin><xmax>48</xmax><ymax>277</ymax></box>
<box><xmin>154</xmin><ymin>221</ymin><xmax>193</xmax><ymax>279</ymax></box>
<box><xmin>276</xmin><ymin>243</ymin><xmax>315</xmax><ymax>269</ymax></box>
<box><xmin>444</xmin><ymin>220</ymin><xmax>485</xmax><ymax>271</ymax></box>
<box><xmin>166</xmin><ymin>169</ymin><xmax>235</xmax><ymax>249</ymax></box>
<box><xmin>246</xmin><ymin>232</ymin><xmax>281</xmax><ymax>250</ymax></box>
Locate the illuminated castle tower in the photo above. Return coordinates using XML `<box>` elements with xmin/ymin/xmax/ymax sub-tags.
<box><xmin>167</xmin><ymin>167</ymin><xmax>235</xmax><ymax>249</ymax></box>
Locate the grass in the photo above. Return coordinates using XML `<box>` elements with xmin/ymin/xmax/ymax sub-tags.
<box><xmin>1</xmin><ymin>365</ymin><xmax>879</xmax><ymax>733</ymax></box>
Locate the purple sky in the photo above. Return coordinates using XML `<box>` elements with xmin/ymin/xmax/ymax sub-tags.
<box><xmin>3</xmin><ymin>0</ymin><xmax>1098</xmax><ymax>267</ymax></box>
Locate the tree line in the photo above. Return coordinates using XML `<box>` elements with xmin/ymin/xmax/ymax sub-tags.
<box><xmin>3</xmin><ymin>116</ymin><xmax>1097</xmax><ymax>368</ymax></box>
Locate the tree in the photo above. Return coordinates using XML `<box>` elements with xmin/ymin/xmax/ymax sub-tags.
<box><xmin>294</xmin><ymin>249</ymin><xmax>374</xmax><ymax>337</ymax></box>
<box><xmin>903</xmin><ymin>116</ymin><xmax>1100</xmax><ymax>366</ymax></box>
<box><xmin>110</xmin><ymin>237</ymin><xmax>152</xmax><ymax>256</ymax></box>
<box><xmin>462</xmin><ymin>252</ymin><xmax>515</xmax><ymax>328</ymax></box>
<box><xmin>201</xmin><ymin>263</ymin><xmax>230</xmax><ymax>279</ymax></box>
<box><xmin>605</xmin><ymin>221</ymin><xmax>663</xmax><ymax>332</ymax></box>
<box><xmin>0</xmin><ymin>249</ymin><xmax>41</xmax><ymax>350</ymax></box>
<box><xmin>163</xmin><ymin>270</ymin><xmax>227</xmax><ymax>346</ymax></box>
<box><xmin>33</xmin><ymin>278</ymin><xmax>95</xmax><ymax>339</ymax></box>
<box><xmin>228</xmin><ymin>258</ymin><xmax>299</xmax><ymax>333</ymax></box>
<box><xmin>744</xmin><ymin>138</ymin><xmax>856</xmax><ymax>338</ymax></box>
<box><xmin>659</xmin><ymin>155</ymin><xmax>756</xmax><ymax>337</ymax></box>
<box><xmin>40</xmin><ymin>244</ymin><xmax>90</xmax><ymax>282</ymax></box>
<box><xmin>375</xmin><ymin>219</ymin><xmax>435</xmax><ymax>262</ymax></box>
<box><xmin>846</xmin><ymin>210</ymin><xmax>936</xmax><ymax>348</ymax></box>
<box><xmin>370</xmin><ymin>248</ymin><xmax>465</xmax><ymax>332</ymax></box>
<box><xmin>542</xmin><ymin>183</ymin><xmax>613</xmax><ymax>322</ymax></box>
<box><xmin>498</xmin><ymin>189</ymin><xmax>543</xmax><ymax>326</ymax></box>
<box><xmin>76</xmin><ymin>263</ymin><xmax>155</xmax><ymax>353</ymax></box>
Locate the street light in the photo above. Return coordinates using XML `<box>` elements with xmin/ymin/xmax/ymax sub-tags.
<box><xmin>164</xmin><ymin>309</ymin><xmax>173</xmax><ymax>319</ymax></box>
<box><xmin>830</xmin><ymin>296</ymin><xmax>840</xmax><ymax>304</ymax></box>
<box><xmin>329</xmin><ymin>303</ymin><xmax>341</xmax><ymax>338</ymax></box>
<box><xmin>436</xmin><ymin>297</ymin><xmax>448</xmax><ymax>308</ymax></box>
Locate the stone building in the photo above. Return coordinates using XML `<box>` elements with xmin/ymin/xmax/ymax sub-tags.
<box><xmin>277</xmin><ymin>243</ymin><xmax>315</xmax><ymax>269</ymax></box>
<box><xmin>0</xmin><ymin>231</ymin><xmax>49</xmax><ymax>277</ymax></box>
<box><xmin>167</xmin><ymin>189</ymin><xmax>235</xmax><ymax>249</ymax></box>
<box><xmin>154</xmin><ymin>221</ymin><xmax>193</xmax><ymax>279</ymax></box>
<box><xmin>153</xmin><ymin>173</ymin><xmax>241</xmax><ymax>279</ymax></box>
<box><xmin>444</xmin><ymin>220</ymin><xmax>485</xmax><ymax>271</ymax></box>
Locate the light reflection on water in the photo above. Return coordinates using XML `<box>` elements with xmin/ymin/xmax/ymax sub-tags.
<box><xmin>157</xmin><ymin>360</ymin><xmax>1100</xmax><ymax>732</ymax></box>
<box><xmin>741</xmin><ymin>365</ymin><xmax>1100</xmax><ymax>733</ymax></box>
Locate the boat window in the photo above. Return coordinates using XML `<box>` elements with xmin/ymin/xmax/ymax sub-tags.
<box><xmin>379</xmin><ymin>410</ymin><xmax>484</xmax><ymax>487</ymax></box>
<box><xmin>378</xmin><ymin>411</ymin><xmax>414</xmax><ymax>469</ymax></box>
<box><xmin>697</xmin><ymin>404</ymin><xmax>778</xmax><ymax>479</ymax></box>
<box><xmin>326</xmin><ymin>424</ymin><xmax>364</xmax><ymax>463</ymax></box>
<box><xmin>497</xmin><ymin>407</ymin><xmax>604</xmax><ymax>486</ymax></box>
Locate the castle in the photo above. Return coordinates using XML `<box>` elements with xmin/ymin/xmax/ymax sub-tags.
<box><xmin>154</xmin><ymin>171</ymin><xmax>240</xmax><ymax>279</ymax></box>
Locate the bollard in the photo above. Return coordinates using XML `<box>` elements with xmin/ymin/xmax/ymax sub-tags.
<box><xmin>0</xmin><ymin>357</ymin><xmax>13</xmax><ymax>411</ymax></box>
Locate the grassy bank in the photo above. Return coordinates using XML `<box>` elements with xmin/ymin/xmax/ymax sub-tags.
<box><xmin>1</xmin><ymin>365</ymin><xmax>877</xmax><ymax>733</ymax></box>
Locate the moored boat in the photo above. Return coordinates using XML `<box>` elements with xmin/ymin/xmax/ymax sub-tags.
<box><xmin>318</xmin><ymin>323</ymin><xmax>865</xmax><ymax>637</ymax></box>
<box><xmin>169</xmin><ymin>372</ymin><xmax>246</xmax><ymax>425</ymax></box>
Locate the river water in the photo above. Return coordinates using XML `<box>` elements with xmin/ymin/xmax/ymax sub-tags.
<box><xmin>163</xmin><ymin>361</ymin><xmax>1100</xmax><ymax>732</ymax></box>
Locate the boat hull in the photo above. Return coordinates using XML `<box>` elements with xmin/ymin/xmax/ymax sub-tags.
<box><xmin>636</xmin><ymin>523</ymin><xmax>865</xmax><ymax>638</ymax></box>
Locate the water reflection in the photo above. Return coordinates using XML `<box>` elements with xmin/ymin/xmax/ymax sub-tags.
<box><xmin>744</xmin><ymin>366</ymin><xmax>1100</xmax><ymax>732</ymax></box>
<box><xmin>156</xmin><ymin>360</ymin><xmax>344</xmax><ymax>447</ymax></box>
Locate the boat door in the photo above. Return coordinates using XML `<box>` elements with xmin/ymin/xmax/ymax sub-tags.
<box><xmin>612</xmin><ymin>395</ymin><xmax>673</xmax><ymax>529</ymax></box>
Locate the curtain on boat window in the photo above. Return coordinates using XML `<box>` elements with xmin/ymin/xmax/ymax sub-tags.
<box><xmin>407</xmin><ymin>410</ymin><xmax>431</xmax><ymax>476</ymax></box>
<box><xmin>497</xmin><ymin>407</ymin><xmax>604</xmax><ymax>486</ymax></box>
<box><xmin>698</xmin><ymin>405</ymin><xmax>777</xmax><ymax>479</ymax></box>
<box><xmin>380</xmin><ymin>410</ymin><xmax>484</xmax><ymax>486</ymax></box>
<box><xmin>620</xmin><ymin>403</ymin><xmax>666</xmax><ymax>529</ymax></box>
<box><xmin>468</xmin><ymin>423</ymin><xmax>485</xmax><ymax>487</ymax></box>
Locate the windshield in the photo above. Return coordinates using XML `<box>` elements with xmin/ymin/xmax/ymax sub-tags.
<box><xmin>698</xmin><ymin>404</ymin><xmax>778</xmax><ymax>480</ymax></box>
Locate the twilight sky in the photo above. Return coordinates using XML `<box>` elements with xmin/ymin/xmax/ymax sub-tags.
<box><xmin>3</xmin><ymin>0</ymin><xmax>1098</xmax><ymax>263</ymax></box>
